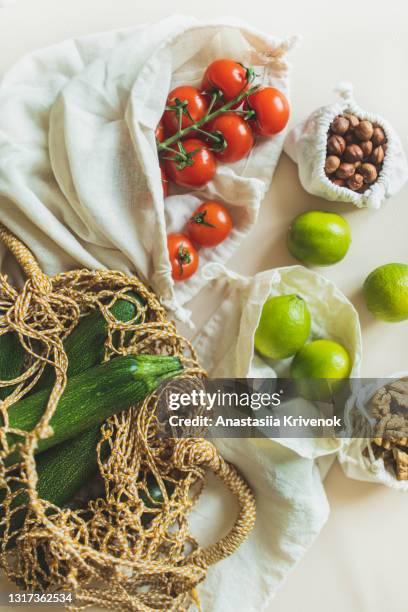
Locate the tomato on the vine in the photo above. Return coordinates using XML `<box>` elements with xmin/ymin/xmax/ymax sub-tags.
<box><xmin>163</xmin><ymin>139</ymin><xmax>216</xmax><ymax>188</ymax></box>
<box><xmin>202</xmin><ymin>59</ymin><xmax>251</xmax><ymax>104</ymax></box>
<box><xmin>245</xmin><ymin>87</ymin><xmax>289</xmax><ymax>136</ymax></box>
<box><xmin>163</xmin><ymin>86</ymin><xmax>208</xmax><ymax>136</ymax></box>
<box><xmin>160</xmin><ymin>165</ymin><xmax>168</xmax><ymax>197</ymax></box>
<box><xmin>155</xmin><ymin>120</ymin><xmax>166</xmax><ymax>143</ymax></box>
<box><xmin>188</xmin><ymin>201</ymin><xmax>233</xmax><ymax>247</ymax></box>
<box><xmin>167</xmin><ymin>233</ymin><xmax>199</xmax><ymax>281</ymax></box>
<box><xmin>207</xmin><ymin>113</ymin><xmax>254</xmax><ymax>163</ymax></box>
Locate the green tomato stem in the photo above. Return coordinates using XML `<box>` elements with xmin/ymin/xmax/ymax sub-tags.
<box><xmin>158</xmin><ymin>84</ymin><xmax>259</xmax><ymax>152</ymax></box>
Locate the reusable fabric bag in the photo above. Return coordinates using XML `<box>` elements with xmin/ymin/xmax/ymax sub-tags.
<box><xmin>50</xmin><ymin>17</ymin><xmax>297</xmax><ymax>320</ymax></box>
<box><xmin>191</xmin><ymin>263</ymin><xmax>363</xmax><ymax>607</ymax></box>
<box><xmin>0</xmin><ymin>14</ymin><xmax>297</xmax><ymax>323</ymax></box>
<box><xmin>339</xmin><ymin>372</ymin><xmax>408</xmax><ymax>490</ymax></box>
<box><xmin>284</xmin><ymin>83</ymin><xmax>408</xmax><ymax>210</ymax></box>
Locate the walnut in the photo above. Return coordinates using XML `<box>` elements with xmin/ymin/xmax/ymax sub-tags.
<box><xmin>327</xmin><ymin>134</ymin><xmax>346</xmax><ymax>156</ymax></box>
<box><xmin>372</xmin><ymin>126</ymin><xmax>386</xmax><ymax>146</ymax></box>
<box><xmin>360</xmin><ymin>140</ymin><xmax>373</xmax><ymax>158</ymax></box>
<box><xmin>354</xmin><ymin>120</ymin><xmax>374</xmax><ymax>141</ymax></box>
<box><xmin>325</xmin><ymin>155</ymin><xmax>341</xmax><ymax>175</ymax></box>
<box><xmin>344</xmin><ymin>144</ymin><xmax>364</xmax><ymax>163</ymax></box>
<box><xmin>330</xmin><ymin>116</ymin><xmax>350</xmax><ymax>135</ymax></box>
<box><xmin>336</xmin><ymin>162</ymin><xmax>355</xmax><ymax>179</ymax></box>
<box><xmin>393</xmin><ymin>448</ymin><xmax>408</xmax><ymax>480</ymax></box>
<box><xmin>390</xmin><ymin>380</ymin><xmax>408</xmax><ymax>395</ymax></box>
<box><xmin>347</xmin><ymin>173</ymin><xmax>364</xmax><ymax>191</ymax></box>
<box><xmin>371</xmin><ymin>145</ymin><xmax>385</xmax><ymax>166</ymax></box>
<box><xmin>360</xmin><ymin>163</ymin><xmax>378</xmax><ymax>184</ymax></box>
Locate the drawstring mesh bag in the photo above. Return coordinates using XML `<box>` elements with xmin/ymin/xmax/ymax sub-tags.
<box><xmin>0</xmin><ymin>223</ymin><xmax>255</xmax><ymax>610</ymax></box>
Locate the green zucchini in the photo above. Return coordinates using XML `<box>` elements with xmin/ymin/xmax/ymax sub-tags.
<box><xmin>1</xmin><ymin>427</ymin><xmax>107</xmax><ymax>541</ymax></box>
<box><xmin>35</xmin><ymin>292</ymin><xmax>144</xmax><ymax>391</ymax></box>
<box><xmin>35</xmin><ymin>426</ymin><xmax>107</xmax><ymax>508</ymax></box>
<box><xmin>2</xmin><ymin>428</ymin><xmax>173</xmax><ymax>540</ymax></box>
<box><xmin>0</xmin><ymin>332</ymin><xmax>25</xmax><ymax>401</ymax></box>
<box><xmin>6</xmin><ymin>354</ymin><xmax>181</xmax><ymax>464</ymax></box>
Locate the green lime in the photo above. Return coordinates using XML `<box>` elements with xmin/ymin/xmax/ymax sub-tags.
<box><xmin>290</xmin><ymin>339</ymin><xmax>352</xmax><ymax>401</ymax></box>
<box><xmin>254</xmin><ymin>294</ymin><xmax>311</xmax><ymax>360</ymax></box>
<box><xmin>287</xmin><ymin>210</ymin><xmax>351</xmax><ymax>266</ymax></box>
<box><xmin>363</xmin><ymin>263</ymin><xmax>408</xmax><ymax>322</ymax></box>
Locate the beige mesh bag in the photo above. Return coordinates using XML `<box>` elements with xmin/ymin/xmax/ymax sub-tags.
<box><xmin>0</xmin><ymin>223</ymin><xmax>255</xmax><ymax>610</ymax></box>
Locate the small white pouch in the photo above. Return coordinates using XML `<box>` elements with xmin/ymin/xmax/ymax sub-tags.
<box><xmin>48</xmin><ymin>17</ymin><xmax>298</xmax><ymax>322</ymax></box>
<box><xmin>339</xmin><ymin>373</ymin><xmax>408</xmax><ymax>490</ymax></box>
<box><xmin>190</xmin><ymin>263</ymin><xmax>363</xmax><ymax>606</ymax></box>
<box><xmin>284</xmin><ymin>83</ymin><xmax>408</xmax><ymax>210</ymax></box>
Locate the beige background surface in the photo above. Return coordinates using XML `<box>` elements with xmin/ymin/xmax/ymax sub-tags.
<box><xmin>0</xmin><ymin>0</ymin><xmax>407</xmax><ymax>611</ymax></box>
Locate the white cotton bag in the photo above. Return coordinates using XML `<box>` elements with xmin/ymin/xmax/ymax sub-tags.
<box><xmin>284</xmin><ymin>83</ymin><xmax>408</xmax><ymax>210</ymax></box>
<box><xmin>194</xmin><ymin>261</ymin><xmax>362</xmax><ymax>460</ymax></box>
<box><xmin>339</xmin><ymin>372</ymin><xmax>408</xmax><ymax>491</ymax></box>
<box><xmin>48</xmin><ymin>17</ymin><xmax>297</xmax><ymax>320</ymax></box>
<box><xmin>188</xmin><ymin>263</ymin><xmax>362</xmax><ymax>607</ymax></box>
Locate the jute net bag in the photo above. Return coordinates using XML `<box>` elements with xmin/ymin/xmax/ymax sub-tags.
<box><xmin>0</xmin><ymin>223</ymin><xmax>256</xmax><ymax>610</ymax></box>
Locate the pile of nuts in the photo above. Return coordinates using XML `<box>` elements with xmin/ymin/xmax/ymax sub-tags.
<box><xmin>363</xmin><ymin>378</ymin><xmax>408</xmax><ymax>480</ymax></box>
<box><xmin>324</xmin><ymin>114</ymin><xmax>387</xmax><ymax>192</ymax></box>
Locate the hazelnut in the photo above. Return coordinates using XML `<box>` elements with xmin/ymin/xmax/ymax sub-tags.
<box><xmin>354</xmin><ymin>120</ymin><xmax>374</xmax><ymax>141</ymax></box>
<box><xmin>360</xmin><ymin>140</ymin><xmax>373</xmax><ymax>158</ymax></box>
<box><xmin>336</xmin><ymin>162</ymin><xmax>355</xmax><ymax>179</ymax></box>
<box><xmin>330</xmin><ymin>116</ymin><xmax>350</xmax><ymax>135</ymax></box>
<box><xmin>325</xmin><ymin>155</ymin><xmax>341</xmax><ymax>175</ymax></box>
<box><xmin>344</xmin><ymin>144</ymin><xmax>364</xmax><ymax>163</ymax></box>
<box><xmin>360</xmin><ymin>163</ymin><xmax>378</xmax><ymax>184</ymax></box>
<box><xmin>372</xmin><ymin>126</ymin><xmax>386</xmax><ymax>146</ymax></box>
<box><xmin>344</xmin><ymin>132</ymin><xmax>356</xmax><ymax>144</ymax></box>
<box><xmin>344</xmin><ymin>113</ymin><xmax>360</xmax><ymax>129</ymax></box>
<box><xmin>371</xmin><ymin>145</ymin><xmax>385</xmax><ymax>166</ymax></box>
<box><xmin>347</xmin><ymin>173</ymin><xmax>364</xmax><ymax>191</ymax></box>
<box><xmin>327</xmin><ymin>134</ymin><xmax>346</xmax><ymax>156</ymax></box>
<box><xmin>354</xmin><ymin>161</ymin><xmax>362</xmax><ymax>169</ymax></box>
<box><xmin>331</xmin><ymin>178</ymin><xmax>346</xmax><ymax>187</ymax></box>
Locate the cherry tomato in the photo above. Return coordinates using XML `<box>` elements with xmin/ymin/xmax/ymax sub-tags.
<box><xmin>245</xmin><ymin>87</ymin><xmax>289</xmax><ymax>136</ymax></box>
<box><xmin>155</xmin><ymin>120</ymin><xmax>165</xmax><ymax>143</ymax></box>
<box><xmin>163</xmin><ymin>86</ymin><xmax>208</xmax><ymax>136</ymax></box>
<box><xmin>208</xmin><ymin>113</ymin><xmax>254</xmax><ymax>163</ymax></box>
<box><xmin>188</xmin><ymin>201</ymin><xmax>233</xmax><ymax>247</ymax></box>
<box><xmin>202</xmin><ymin>59</ymin><xmax>250</xmax><ymax>105</ymax></box>
<box><xmin>160</xmin><ymin>165</ymin><xmax>168</xmax><ymax>197</ymax></box>
<box><xmin>167</xmin><ymin>233</ymin><xmax>199</xmax><ymax>281</ymax></box>
<box><xmin>163</xmin><ymin>139</ymin><xmax>216</xmax><ymax>188</ymax></box>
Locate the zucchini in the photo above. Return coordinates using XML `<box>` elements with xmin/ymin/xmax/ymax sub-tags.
<box><xmin>0</xmin><ymin>332</ymin><xmax>25</xmax><ymax>401</ymax></box>
<box><xmin>35</xmin><ymin>426</ymin><xmax>107</xmax><ymax>508</ymax></box>
<box><xmin>36</xmin><ymin>292</ymin><xmax>144</xmax><ymax>391</ymax></box>
<box><xmin>1</xmin><ymin>427</ymin><xmax>107</xmax><ymax>541</ymax></box>
<box><xmin>2</xmin><ymin>428</ymin><xmax>172</xmax><ymax>540</ymax></box>
<box><xmin>6</xmin><ymin>354</ymin><xmax>181</xmax><ymax>464</ymax></box>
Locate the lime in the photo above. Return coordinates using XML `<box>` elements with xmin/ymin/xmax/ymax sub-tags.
<box><xmin>290</xmin><ymin>339</ymin><xmax>352</xmax><ymax>401</ymax></box>
<box><xmin>287</xmin><ymin>210</ymin><xmax>351</xmax><ymax>266</ymax></box>
<box><xmin>254</xmin><ymin>294</ymin><xmax>311</xmax><ymax>360</ymax></box>
<box><xmin>363</xmin><ymin>263</ymin><xmax>408</xmax><ymax>322</ymax></box>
